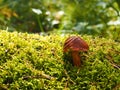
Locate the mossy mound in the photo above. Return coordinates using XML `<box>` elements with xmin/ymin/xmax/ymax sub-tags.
<box><xmin>0</xmin><ymin>30</ymin><xmax>120</xmax><ymax>90</ymax></box>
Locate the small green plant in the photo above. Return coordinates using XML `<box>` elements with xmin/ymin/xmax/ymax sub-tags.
<box><xmin>32</xmin><ymin>8</ymin><xmax>44</xmax><ymax>32</ymax></box>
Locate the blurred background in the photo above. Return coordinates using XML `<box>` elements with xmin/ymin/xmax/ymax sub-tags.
<box><xmin>0</xmin><ymin>0</ymin><xmax>120</xmax><ymax>41</ymax></box>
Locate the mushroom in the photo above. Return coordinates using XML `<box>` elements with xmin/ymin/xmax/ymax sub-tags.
<box><xmin>63</xmin><ymin>36</ymin><xmax>89</xmax><ymax>67</ymax></box>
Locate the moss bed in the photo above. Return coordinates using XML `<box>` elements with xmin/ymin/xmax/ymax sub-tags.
<box><xmin>0</xmin><ymin>30</ymin><xmax>120</xmax><ymax>90</ymax></box>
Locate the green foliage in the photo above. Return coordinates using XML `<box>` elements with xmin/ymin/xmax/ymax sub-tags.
<box><xmin>0</xmin><ymin>0</ymin><xmax>65</xmax><ymax>32</ymax></box>
<box><xmin>61</xmin><ymin>0</ymin><xmax>120</xmax><ymax>41</ymax></box>
<box><xmin>7</xmin><ymin>0</ymin><xmax>53</xmax><ymax>32</ymax></box>
<box><xmin>0</xmin><ymin>30</ymin><xmax>120</xmax><ymax>90</ymax></box>
<box><xmin>0</xmin><ymin>0</ymin><xmax>120</xmax><ymax>42</ymax></box>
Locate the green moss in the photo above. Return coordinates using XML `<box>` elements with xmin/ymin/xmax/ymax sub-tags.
<box><xmin>0</xmin><ymin>30</ymin><xmax>120</xmax><ymax>90</ymax></box>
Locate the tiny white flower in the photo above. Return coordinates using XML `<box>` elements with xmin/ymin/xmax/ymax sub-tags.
<box><xmin>108</xmin><ymin>20</ymin><xmax>120</xmax><ymax>25</ymax></box>
<box><xmin>52</xmin><ymin>20</ymin><xmax>59</xmax><ymax>25</ymax></box>
<box><xmin>32</xmin><ymin>8</ymin><xmax>42</xmax><ymax>15</ymax></box>
<box><xmin>47</xmin><ymin>18</ymin><xmax>51</xmax><ymax>21</ymax></box>
<box><xmin>46</xmin><ymin>11</ymin><xmax>51</xmax><ymax>15</ymax></box>
<box><xmin>58</xmin><ymin>11</ymin><xmax>64</xmax><ymax>16</ymax></box>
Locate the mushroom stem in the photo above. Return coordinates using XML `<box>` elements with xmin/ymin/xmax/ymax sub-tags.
<box><xmin>71</xmin><ymin>51</ymin><xmax>81</xmax><ymax>67</ymax></box>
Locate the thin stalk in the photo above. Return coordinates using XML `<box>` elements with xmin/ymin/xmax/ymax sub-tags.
<box><xmin>71</xmin><ymin>51</ymin><xmax>81</xmax><ymax>67</ymax></box>
<box><xmin>36</xmin><ymin>15</ymin><xmax>44</xmax><ymax>32</ymax></box>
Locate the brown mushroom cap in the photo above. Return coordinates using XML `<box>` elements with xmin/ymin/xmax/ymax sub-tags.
<box><xmin>63</xmin><ymin>36</ymin><xmax>89</xmax><ymax>52</ymax></box>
